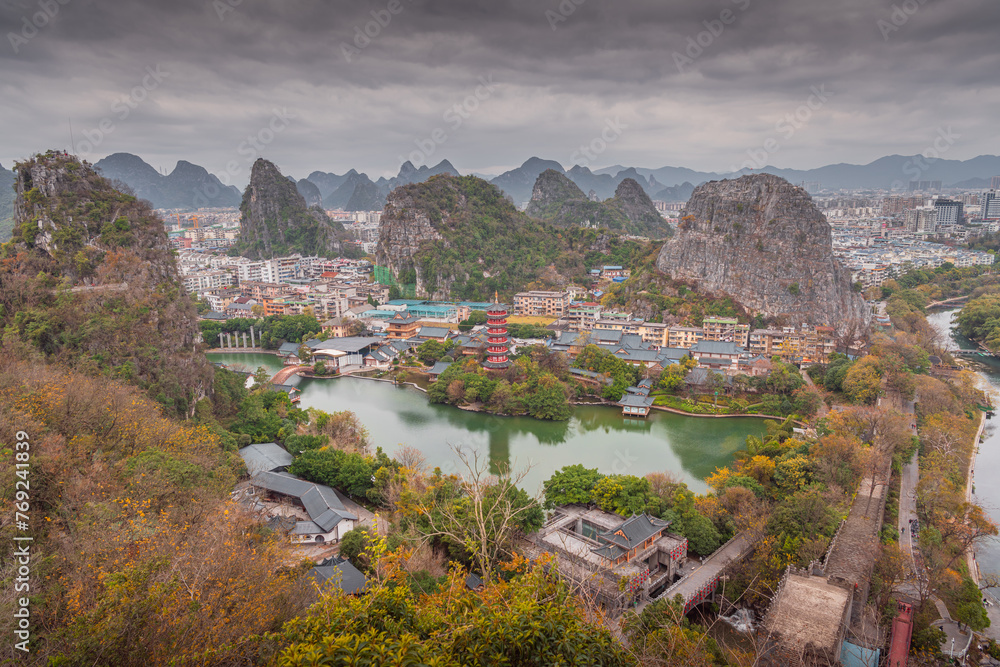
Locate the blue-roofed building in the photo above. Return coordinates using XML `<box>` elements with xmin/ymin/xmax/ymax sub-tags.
<box><xmin>360</xmin><ymin>309</ymin><xmax>396</xmax><ymax>320</ymax></box>
<box><xmin>406</xmin><ymin>303</ymin><xmax>458</xmax><ymax>320</ymax></box>
<box><xmin>386</xmin><ymin>299</ymin><xmax>428</xmax><ymax>307</ymax></box>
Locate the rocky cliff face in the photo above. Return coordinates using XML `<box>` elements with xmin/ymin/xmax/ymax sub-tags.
<box><xmin>6</xmin><ymin>150</ymin><xmax>211</xmax><ymax>415</ymax></box>
<box><xmin>526</xmin><ymin>170</ymin><xmax>670</xmax><ymax>238</ymax></box>
<box><xmin>656</xmin><ymin>174</ymin><xmax>868</xmax><ymax>332</ymax></box>
<box><xmin>375</xmin><ymin>174</ymin><xmax>655</xmax><ymax>302</ymax></box>
<box><xmin>234</xmin><ymin>159</ymin><xmax>347</xmax><ymax>259</ymax></box>
<box><xmin>375</xmin><ymin>179</ymin><xmax>449</xmax><ymax>298</ymax></box>
<box><xmin>0</xmin><ymin>162</ymin><xmax>15</xmax><ymax>241</ymax></box>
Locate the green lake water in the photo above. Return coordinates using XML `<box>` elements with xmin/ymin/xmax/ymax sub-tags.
<box><xmin>208</xmin><ymin>352</ymin><xmax>771</xmax><ymax>495</ymax></box>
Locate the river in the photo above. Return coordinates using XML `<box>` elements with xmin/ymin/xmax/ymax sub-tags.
<box><xmin>207</xmin><ymin>352</ymin><xmax>771</xmax><ymax>495</ymax></box>
<box><xmin>925</xmin><ymin>309</ymin><xmax>1000</xmax><ymax>594</ymax></box>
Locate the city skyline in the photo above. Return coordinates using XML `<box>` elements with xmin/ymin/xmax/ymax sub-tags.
<box><xmin>2</xmin><ymin>0</ymin><xmax>998</xmax><ymax>183</ymax></box>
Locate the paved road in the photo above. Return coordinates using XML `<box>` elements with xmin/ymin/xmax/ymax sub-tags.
<box><xmin>897</xmin><ymin>397</ymin><xmax>919</xmax><ymax>567</ymax></box>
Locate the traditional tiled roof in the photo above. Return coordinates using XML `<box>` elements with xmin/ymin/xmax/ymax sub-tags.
<box><xmin>591</xmin><ymin>329</ymin><xmax>623</xmax><ymax>343</ymax></box>
<box><xmin>428</xmin><ymin>361</ymin><xmax>453</xmax><ymax>376</ymax></box>
<box><xmin>691</xmin><ymin>341</ymin><xmax>746</xmax><ymax>355</ymax></box>
<box><xmin>596</xmin><ymin>514</ymin><xmax>670</xmax><ymax>552</ymax></box>
<box><xmin>238</xmin><ymin>443</ymin><xmax>293</xmax><ymax>475</ymax></box>
<box><xmin>657</xmin><ymin>347</ymin><xmax>689</xmax><ymax>362</ymax></box>
<box><xmin>417</xmin><ymin>326</ymin><xmax>452</xmax><ymax>339</ymax></box>
<box><xmin>278</xmin><ymin>342</ymin><xmax>301</xmax><ymax>355</ymax></box>
<box><xmin>309</xmin><ymin>556</ymin><xmax>367</xmax><ymax>595</ymax></box>
<box><xmin>620</xmin><ymin>334</ymin><xmax>646</xmax><ymax>348</ymax></box>
<box><xmin>615</xmin><ymin>349</ymin><xmax>661</xmax><ymax>363</ymax></box>
<box><xmin>250</xmin><ymin>472</ymin><xmax>357</xmax><ymax>532</ymax></box>
<box><xmin>618</xmin><ymin>393</ymin><xmax>655</xmax><ymax>408</ymax></box>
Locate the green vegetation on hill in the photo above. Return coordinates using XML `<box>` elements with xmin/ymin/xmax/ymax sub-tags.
<box><xmin>525</xmin><ymin>169</ymin><xmax>670</xmax><ymax>238</ymax></box>
<box><xmin>274</xmin><ymin>550</ymin><xmax>629</xmax><ymax>666</ymax></box>
<box><xmin>231</xmin><ymin>158</ymin><xmax>350</xmax><ymax>260</ymax></box>
<box><xmin>599</xmin><ymin>267</ymin><xmax>745</xmax><ymax>325</ymax></box>
<box><xmin>573</xmin><ymin>343</ymin><xmax>641</xmax><ymax>400</ymax></box>
<box><xmin>0</xmin><ymin>151</ymin><xmax>211</xmax><ymax>416</ymax></box>
<box><xmin>383</xmin><ymin>174</ymin><xmax>657</xmax><ymax>301</ymax></box>
<box><xmin>883</xmin><ymin>262</ymin><xmax>999</xmax><ymax>302</ymax></box>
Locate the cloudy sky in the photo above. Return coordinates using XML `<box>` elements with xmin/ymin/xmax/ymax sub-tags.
<box><xmin>1</xmin><ymin>0</ymin><xmax>997</xmax><ymax>184</ymax></box>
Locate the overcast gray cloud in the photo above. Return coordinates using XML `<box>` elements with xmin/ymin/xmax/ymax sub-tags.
<box><xmin>1</xmin><ymin>0</ymin><xmax>997</xmax><ymax>183</ymax></box>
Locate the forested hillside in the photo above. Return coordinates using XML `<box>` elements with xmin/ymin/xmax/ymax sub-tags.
<box><xmin>1</xmin><ymin>150</ymin><xmax>211</xmax><ymax>416</ymax></box>
<box><xmin>376</xmin><ymin>174</ymin><xmax>657</xmax><ymax>300</ymax></box>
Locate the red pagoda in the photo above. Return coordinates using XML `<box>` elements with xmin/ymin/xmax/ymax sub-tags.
<box><xmin>483</xmin><ymin>293</ymin><xmax>511</xmax><ymax>370</ymax></box>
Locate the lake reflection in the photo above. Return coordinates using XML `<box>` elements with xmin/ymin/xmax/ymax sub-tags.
<box><xmin>206</xmin><ymin>353</ymin><xmax>769</xmax><ymax>494</ymax></box>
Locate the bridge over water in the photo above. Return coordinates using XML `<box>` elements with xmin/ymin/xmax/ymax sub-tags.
<box><xmin>648</xmin><ymin>532</ymin><xmax>754</xmax><ymax>613</ymax></box>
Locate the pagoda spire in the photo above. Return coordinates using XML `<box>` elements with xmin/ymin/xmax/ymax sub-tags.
<box><xmin>483</xmin><ymin>298</ymin><xmax>511</xmax><ymax>370</ymax></box>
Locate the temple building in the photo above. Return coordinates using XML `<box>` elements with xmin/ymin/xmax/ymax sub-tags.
<box><xmin>385</xmin><ymin>312</ymin><xmax>420</xmax><ymax>340</ymax></box>
<box><xmin>525</xmin><ymin>505</ymin><xmax>688</xmax><ymax>615</ymax></box>
<box><xmin>483</xmin><ymin>296</ymin><xmax>511</xmax><ymax>369</ymax></box>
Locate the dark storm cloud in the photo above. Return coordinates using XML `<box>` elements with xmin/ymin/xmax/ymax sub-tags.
<box><xmin>0</xmin><ymin>0</ymin><xmax>997</xmax><ymax>182</ymax></box>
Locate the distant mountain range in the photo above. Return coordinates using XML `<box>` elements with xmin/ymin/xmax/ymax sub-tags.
<box><xmin>595</xmin><ymin>155</ymin><xmax>1000</xmax><ymax>194</ymax></box>
<box><xmin>525</xmin><ymin>169</ymin><xmax>670</xmax><ymax>238</ymax></box>
<box><xmin>90</xmin><ymin>152</ymin><xmax>1000</xmax><ymax>213</ymax></box>
<box><xmin>307</xmin><ymin>160</ymin><xmax>461</xmax><ymax>211</ymax></box>
<box><xmin>94</xmin><ymin>153</ymin><xmax>241</xmax><ymax>209</ymax></box>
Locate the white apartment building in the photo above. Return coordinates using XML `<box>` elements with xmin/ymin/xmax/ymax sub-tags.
<box><xmin>184</xmin><ymin>271</ymin><xmax>236</xmax><ymax>293</ymax></box>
